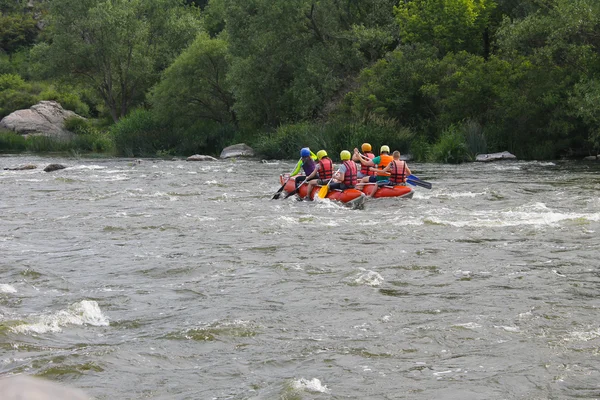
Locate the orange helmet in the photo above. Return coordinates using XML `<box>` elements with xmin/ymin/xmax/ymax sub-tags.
<box><xmin>361</xmin><ymin>143</ymin><xmax>372</xmax><ymax>152</ymax></box>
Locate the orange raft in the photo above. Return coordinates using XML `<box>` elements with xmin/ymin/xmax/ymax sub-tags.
<box><xmin>279</xmin><ymin>174</ymin><xmax>366</xmax><ymax>206</ymax></box>
<box><xmin>279</xmin><ymin>175</ymin><xmax>414</xmax><ymax>203</ymax></box>
<box><xmin>359</xmin><ymin>182</ymin><xmax>414</xmax><ymax>199</ymax></box>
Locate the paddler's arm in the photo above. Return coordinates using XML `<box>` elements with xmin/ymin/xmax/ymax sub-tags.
<box><xmin>370</xmin><ymin>163</ymin><xmax>391</xmax><ymax>176</ymax></box>
<box><xmin>290</xmin><ymin>158</ymin><xmax>303</xmax><ymax>176</ymax></box>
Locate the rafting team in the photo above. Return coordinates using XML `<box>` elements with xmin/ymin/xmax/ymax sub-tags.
<box><xmin>289</xmin><ymin>143</ymin><xmax>411</xmax><ymax>200</ymax></box>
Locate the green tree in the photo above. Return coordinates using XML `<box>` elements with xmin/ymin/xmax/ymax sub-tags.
<box><xmin>221</xmin><ymin>0</ymin><xmax>399</xmax><ymax>128</ymax></box>
<box><xmin>151</xmin><ymin>33</ymin><xmax>235</xmax><ymax>125</ymax></box>
<box><xmin>0</xmin><ymin>73</ymin><xmax>37</xmax><ymax>118</ymax></box>
<box><xmin>495</xmin><ymin>0</ymin><xmax>600</xmax><ymax>155</ymax></box>
<box><xmin>36</xmin><ymin>0</ymin><xmax>201</xmax><ymax>122</ymax></box>
<box><xmin>394</xmin><ymin>0</ymin><xmax>495</xmax><ymax>56</ymax></box>
<box><xmin>0</xmin><ymin>12</ymin><xmax>38</xmax><ymax>57</ymax></box>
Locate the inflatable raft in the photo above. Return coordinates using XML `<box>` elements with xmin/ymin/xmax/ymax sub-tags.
<box><xmin>279</xmin><ymin>174</ymin><xmax>366</xmax><ymax>207</ymax></box>
<box><xmin>279</xmin><ymin>174</ymin><xmax>413</xmax><ymax>204</ymax></box>
<box><xmin>359</xmin><ymin>182</ymin><xmax>414</xmax><ymax>199</ymax></box>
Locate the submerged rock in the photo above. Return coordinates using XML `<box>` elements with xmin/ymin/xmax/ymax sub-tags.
<box><xmin>187</xmin><ymin>154</ymin><xmax>218</xmax><ymax>161</ymax></box>
<box><xmin>475</xmin><ymin>151</ymin><xmax>517</xmax><ymax>162</ymax></box>
<box><xmin>44</xmin><ymin>164</ymin><xmax>66</xmax><ymax>172</ymax></box>
<box><xmin>220</xmin><ymin>143</ymin><xmax>255</xmax><ymax>159</ymax></box>
<box><xmin>4</xmin><ymin>164</ymin><xmax>37</xmax><ymax>171</ymax></box>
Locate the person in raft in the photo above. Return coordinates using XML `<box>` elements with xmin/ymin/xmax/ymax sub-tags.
<box><xmin>303</xmin><ymin>150</ymin><xmax>334</xmax><ymax>200</ymax></box>
<box><xmin>372</xmin><ymin>150</ymin><xmax>411</xmax><ymax>185</ymax></box>
<box><xmin>353</xmin><ymin>142</ymin><xmax>376</xmax><ymax>179</ymax></box>
<box><xmin>290</xmin><ymin>147</ymin><xmax>318</xmax><ymax>189</ymax></box>
<box><xmin>329</xmin><ymin>150</ymin><xmax>358</xmax><ymax>190</ymax></box>
<box><xmin>355</xmin><ymin>145</ymin><xmax>394</xmax><ymax>189</ymax></box>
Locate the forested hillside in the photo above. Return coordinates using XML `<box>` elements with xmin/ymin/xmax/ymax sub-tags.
<box><xmin>1</xmin><ymin>0</ymin><xmax>599</xmax><ymax>161</ymax></box>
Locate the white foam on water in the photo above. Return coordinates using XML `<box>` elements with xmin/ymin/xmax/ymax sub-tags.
<box><xmin>15</xmin><ymin>179</ymin><xmax>46</xmax><ymax>183</ymax></box>
<box><xmin>71</xmin><ymin>165</ymin><xmax>106</xmax><ymax>170</ymax></box>
<box><xmin>353</xmin><ymin>268</ymin><xmax>384</xmax><ymax>286</ymax></box>
<box><xmin>564</xmin><ymin>328</ymin><xmax>600</xmax><ymax>342</ymax></box>
<box><xmin>275</xmin><ymin>216</ymin><xmax>300</xmax><ymax>226</ymax></box>
<box><xmin>495</xmin><ymin>325</ymin><xmax>520</xmax><ymax>333</ymax></box>
<box><xmin>492</xmin><ymin>164</ymin><xmax>522</xmax><ymax>170</ymax></box>
<box><xmin>453</xmin><ymin>322</ymin><xmax>481</xmax><ymax>330</ymax></box>
<box><xmin>205</xmin><ymin>180</ymin><xmax>218</xmax><ymax>185</ymax></box>
<box><xmin>422</xmin><ymin>202</ymin><xmax>600</xmax><ymax>228</ymax></box>
<box><xmin>428</xmin><ymin>189</ymin><xmax>488</xmax><ymax>199</ymax></box>
<box><xmin>0</xmin><ymin>284</ymin><xmax>17</xmax><ymax>293</ymax></box>
<box><xmin>11</xmin><ymin>300</ymin><xmax>109</xmax><ymax>334</ymax></box>
<box><xmin>291</xmin><ymin>378</ymin><xmax>330</xmax><ymax>394</ymax></box>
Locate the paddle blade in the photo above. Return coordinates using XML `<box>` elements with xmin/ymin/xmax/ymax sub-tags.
<box><xmin>272</xmin><ymin>177</ymin><xmax>290</xmax><ymax>199</ymax></box>
<box><xmin>272</xmin><ymin>187</ymin><xmax>285</xmax><ymax>199</ymax></box>
<box><xmin>407</xmin><ymin>174</ymin><xmax>432</xmax><ymax>189</ymax></box>
<box><xmin>406</xmin><ymin>178</ymin><xmax>432</xmax><ymax>189</ymax></box>
<box><xmin>283</xmin><ymin>189</ymin><xmax>297</xmax><ymax>199</ymax></box>
<box><xmin>317</xmin><ymin>185</ymin><xmax>329</xmax><ymax>199</ymax></box>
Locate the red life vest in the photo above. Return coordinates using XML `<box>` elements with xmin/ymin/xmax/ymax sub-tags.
<box><xmin>343</xmin><ymin>160</ymin><xmax>358</xmax><ymax>187</ymax></box>
<box><xmin>318</xmin><ymin>157</ymin><xmax>333</xmax><ymax>180</ymax></box>
<box><xmin>389</xmin><ymin>160</ymin><xmax>407</xmax><ymax>184</ymax></box>
<box><xmin>361</xmin><ymin>152</ymin><xmax>376</xmax><ymax>176</ymax></box>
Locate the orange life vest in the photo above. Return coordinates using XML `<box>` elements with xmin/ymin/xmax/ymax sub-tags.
<box><xmin>318</xmin><ymin>157</ymin><xmax>333</xmax><ymax>180</ymax></box>
<box><xmin>376</xmin><ymin>154</ymin><xmax>393</xmax><ymax>176</ymax></box>
<box><xmin>342</xmin><ymin>160</ymin><xmax>358</xmax><ymax>187</ymax></box>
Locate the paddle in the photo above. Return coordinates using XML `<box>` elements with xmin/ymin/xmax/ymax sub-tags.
<box><xmin>406</xmin><ymin>174</ymin><xmax>432</xmax><ymax>189</ymax></box>
<box><xmin>317</xmin><ymin>169</ymin><xmax>340</xmax><ymax>199</ymax></box>
<box><xmin>271</xmin><ymin>176</ymin><xmax>291</xmax><ymax>199</ymax></box>
<box><xmin>283</xmin><ymin>178</ymin><xmax>307</xmax><ymax>199</ymax></box>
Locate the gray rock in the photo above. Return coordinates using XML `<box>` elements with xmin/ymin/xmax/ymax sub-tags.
<box><xmin>583</xmin><ymin>155</ymin><xmax>598</xmax><ymax>161</ymax></box>
<box><xmin>475</xmin><ymin>151</ymin><xmax>517</xmax><ymax>162</ymax></box>
<box><xmin>220</xmin><ymin>143</ymin><xmax>255</xmax><ymax>159</ymax></box>
<box><xmin>186</xmin><ymin>154</ymin><xmax>218</xmax><ymax>161</ymax></box>
<box><xmin>0</xmin><ymin>375</ymin><xmax>91</xmax><ymax>400</ymax></box>
<box><xmin>4</xmin><ymin>164</ymin><xmax>37</xmax><ymax>171</ymax></box>
<box><xmin>44</xmin><ymin>164</ymin><xmax>67</xmax><ymax>172</ymax></box>
<box><xmin>0</xmin><ymin>101</ymin><xmax>83</xmax><ymax>140</ymax></box>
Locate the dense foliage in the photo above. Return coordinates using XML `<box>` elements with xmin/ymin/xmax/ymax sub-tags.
<box><xmin>1</xmin><ymin>0</ymin><xmax>599</xmax><ymax>160</ymax></box>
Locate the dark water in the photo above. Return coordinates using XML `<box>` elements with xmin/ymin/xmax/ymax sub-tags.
<box><xmin>1</xmin><ymin>155</ymin><xmax>599</xmax><ymax>399</ymax></box>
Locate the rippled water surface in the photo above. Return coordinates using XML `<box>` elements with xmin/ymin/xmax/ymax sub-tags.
<box><xmin>1</xmin><ymin>155</ymin><xmax>599</xmax><ymax>399</ymax></box>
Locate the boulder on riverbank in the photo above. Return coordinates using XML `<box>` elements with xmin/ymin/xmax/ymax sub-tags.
<box><xmin>0</xmin><ymin>101</ymin><xmax>82</xmax><ymax>140</ymax></box>
<box><xmin>220</xmin><ymin>143</ymin><xmax>255</xmax><ymax>159</ymax></box>
<box><xmin>475</xmin><ymin>151</ymin><xmax>517</xmax><ymax>162</ymax></box>
<box><xmin>583</xmin><ymin>155</ymin><xmax>598</xmax><ymax>161</ymax></box>
<box><xmin>186</xmin><ymin>154</ymin><xmax>218</xmax><ymax>161</ymax></box>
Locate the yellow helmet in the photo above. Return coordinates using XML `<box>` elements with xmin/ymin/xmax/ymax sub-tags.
<box><xmin>361</xmin><ymin>143</ymin><xmax>372</xmax><ymax>152</ymax></box>
<box><xmin>340</xmin><ymin>150</ymin><xmax>351</xmax><ymax>161</ymax></box>
<box><xmin>316</xmin><ymin>150</ymin><xmax>327</xmax><ymax>160</ymax></box>
<box><xmin>380</xmin><ymin>145</ymin><xmax>390</xmax><ymax>153</ymax></box>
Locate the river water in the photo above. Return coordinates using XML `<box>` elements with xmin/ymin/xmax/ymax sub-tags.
<box><xmin>0</xmin><ymin>155</ymin><xmax>599</xmax><ymax>399</ymax></box>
